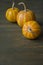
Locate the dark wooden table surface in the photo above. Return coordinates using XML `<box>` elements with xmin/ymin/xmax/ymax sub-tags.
<box><xmin>0</xmin><ymin>0</ymin><xmax>43</xmax><ymax>65</ymax></box>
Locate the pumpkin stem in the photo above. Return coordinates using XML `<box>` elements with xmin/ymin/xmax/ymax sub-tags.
<box><xmin>12</xmin><ymin>2</ymin><xmax>15</xmax><ymax>9</ymax></box>
<box><xmin>28</xmin><ymin>26</ymin><xmax>35</xmax><ymax>35</ymax></box>
<box><xmin>28</xmin><ymin>26</ymin><xmax>32</xmax><ymax>33</ymax></box>
<box><xmin>18</xmin><ymin>2</ymin><xmax>26</xmax><ymax>11</ymax></box>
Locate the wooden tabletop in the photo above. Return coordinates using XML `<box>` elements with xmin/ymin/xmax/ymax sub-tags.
<box><xmin>0</xmin><ymin>0</ymin><xmax>43</xmax><ymax>65</ymax></box>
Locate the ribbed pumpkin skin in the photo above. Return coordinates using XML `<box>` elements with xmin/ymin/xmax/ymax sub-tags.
<box><xmin>22</xmin><ymin>21</ymin><xmax>41</xmax><ymax>39</ymax></box>
<box><xmin>6</xmin><ymin>8</ymin><xmax>19</xmax><ymax>22</ymax></box>
<box><xmin>17</xmin><ymin>10</ymin><xmax>36</xmax><ymax>27</ymax></box>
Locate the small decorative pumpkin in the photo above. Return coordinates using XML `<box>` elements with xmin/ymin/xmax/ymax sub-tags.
<box><xmin>5</xmin><ymin>2</ymin><xmax>19</xmax><ymax>22</ymax></box>
<box><xmin>17</xmin><ymin>2</ymin><xmax>36</xmax><ymax>27</ymax></box>
<box><xmin>22</xmin><ymin>21</ymin><xmax>41</xmax><ymax>39</ymax></box>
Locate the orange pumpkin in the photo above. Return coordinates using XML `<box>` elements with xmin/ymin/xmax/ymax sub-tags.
<box><xmin>5</xmin><ymin>2</ymin><xmax>19</xmax><ymax>22</ymax></box>
<box><xmin>22</xmin><ymin>21</ymin><xmax>41</xmax><ymax>39</ymax></box>
<box><xmin>17</xmin><ymin>2</ymin><xmax>36</xmax><ymax>27</ymax></box>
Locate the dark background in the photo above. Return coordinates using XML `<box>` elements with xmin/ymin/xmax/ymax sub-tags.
<box><xmin>0</xmin><ymin>0</ymin><xmax>43</xmax><ymax>65</ymax></box>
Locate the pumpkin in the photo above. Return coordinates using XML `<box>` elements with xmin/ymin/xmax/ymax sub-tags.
<box><xmin>5</xmin><ymin>2</ymin><xmax>19</xmax><ymax>22</ymax></box>
<box><xmin>17</xmin><ymin>2</ymin><xmax>36</xmax><ymax>27</ymax></box>
<box><xmin>22</xmin><ymin>21</ymin><xmax>41</xmax><ymax>39</ymax></box>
